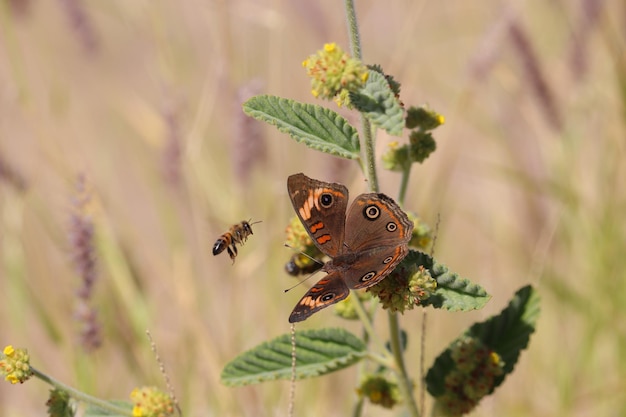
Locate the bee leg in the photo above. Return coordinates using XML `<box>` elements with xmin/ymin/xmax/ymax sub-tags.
<box><xmin>227</xmin><ymin>244</ymin><xmax>238</xmax><ymax>263</ymax></box>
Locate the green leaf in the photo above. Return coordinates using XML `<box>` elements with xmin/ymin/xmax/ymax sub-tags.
<box><xmin>426</xmin><ymin>285</ymin><xmax>540</xmax><ymax>396</ymax></box>
<box><xmin>221</xmin><ymin>328</ymin><xmax>366</xmax><ymax>387</ymax></box>
<box><xmin>349</xmin><ymin>70</ymin><xmax>405</xmax><ymax>136</ymax></box>
<box><xmin>405</xmin><ymin>250</ymin><xmax>491</xmax><ymax>311</ymax></box>
<box><xmin>243</xmin><ymin>95</ymin><xmax>361</xmax><ymax>159</ymax></box>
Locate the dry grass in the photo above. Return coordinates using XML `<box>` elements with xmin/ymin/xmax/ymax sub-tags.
<box><xmin>1</xmin><ymin>1</ymin><xmax>625</xmax><ymax>416</ymax></box>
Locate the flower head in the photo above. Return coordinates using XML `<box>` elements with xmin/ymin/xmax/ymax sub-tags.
<box><xmin>434</xmin><ymin>337</ymin><xmax>505</xmax><ymax>416</ymax></box>
<box><xmin>405</xmin><ymin>106</ymin><xmax>445</xmax><ymax>131</ymax></box>
<box><xmin>0</xmin><ymin>345</ymin><xmax>33</xmax><ymax>384</ymax></box>
<box><xmin>357</xmin><ymin>374</ymin><xmax>401</xmax><ymax>409</ymax></box>
<box><xmin>284</xmin><ymin>216</ymin><xmax>324</xmax><ymax>261</ymax></box>
<box><xmin>302</xmin><ymin>43</ymin><xmax>368</xmax><ymax>102</ymax></box>
<box><xmin>130</xmin><ymin>386</ymin><xmax>174</xmax><ymax>417</ymax></box>
<box><xmin>368</xmin><ymin>264</ymin><xmax>437</xmax><ymax>313</ymax></box>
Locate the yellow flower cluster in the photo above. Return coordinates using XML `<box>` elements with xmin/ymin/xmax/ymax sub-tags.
<box><xmin>130</xmin><ymin>386</ymin><xmax>174</xmax><ymax>417</ymax></box>
<box><xmin>0</xmin><ymin>345</ymin><xmax>33</xmax><ymax>384</ymax></box>
<box><xmin>302</xmin><ymin>43</ymin><xmax>368</xmax><ymax>104</ymax></box>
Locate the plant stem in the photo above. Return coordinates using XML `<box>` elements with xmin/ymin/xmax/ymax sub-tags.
<box><xmin>344</xmin><ymin>0</ymin><xmax>379</xmax><ymax>192</ymax></box>
<box><xmin>351</xmin><ymin>397</ymin><xmax>365</xmax><ymax>417</ymax></box>
<box><xmin>388</xmin><ymin>312</ymin><xmax>420</xmax><ymax>417</ymax></box>
<box><xmin>362</xmin><ymin>122</ymin><xmax>379</xmax><ymax>192</ymax></box>
<box><xmin>398</xmin><ymin>166</ymin><xmax>412</xmax><ymax>205</ymax></box>
<box><xmin>344</xmin><ymin>0</ymin><xmax>362</xmax><ymax>62</ymax></box>
<box><xmin>31</xmin><ymin>366</ymin><xmax>133</xmax><ymax>416</ymax></box>
<box><xmin>350</xmin><ymin>291</ymin><xmax>388</xmax><ymax>355</ymax></box>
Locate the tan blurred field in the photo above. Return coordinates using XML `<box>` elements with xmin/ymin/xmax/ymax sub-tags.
<box><xmin>1</xmin><ymin>1</ymin><xmax>625</xmax><ymax>416</ymax></box>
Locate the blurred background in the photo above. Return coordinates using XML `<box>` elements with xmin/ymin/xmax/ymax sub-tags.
<box><xmin>1</xmin><ymin>0</ymin><xmax>625</xmax><ymax>416</ymax></box>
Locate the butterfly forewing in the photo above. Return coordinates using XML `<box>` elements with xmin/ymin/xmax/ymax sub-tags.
<box><xmin>343</xmin><ymin>193</ymin><xmax>413</xmax><ymax>252</ymax></box>
<box><xmin>287</xmin><ymin>173</ymin><xmax>349</xmax><ymax>258</ymax></box>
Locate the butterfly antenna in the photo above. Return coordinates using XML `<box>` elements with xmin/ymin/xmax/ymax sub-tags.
<box><xmin>282</xmin><ymin>243</ymin><xmax>324</xmax><ymax>266</ymax></box>
<box><xmin>282</xmin><ymin>243</ymin><xmax>324</xmax><ymax>293</ymax></box>
<box><xmin>283</xmin><ymin>273</ymin><xmax>319</xmax><ymax>293</ymax></box>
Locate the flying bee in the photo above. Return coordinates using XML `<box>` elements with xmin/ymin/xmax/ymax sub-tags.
<box><xmin>213</xmin><ymin>219</ymin><xmax>261</xmax><ymax>263</ymax></box>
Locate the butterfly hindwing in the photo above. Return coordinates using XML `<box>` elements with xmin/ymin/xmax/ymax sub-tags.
<box><xmin>288</xmin><ymin>273</ymin><xmax>350</xmax><ymax>323</ymax></box>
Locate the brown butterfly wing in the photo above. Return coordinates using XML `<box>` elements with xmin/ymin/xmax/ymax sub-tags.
<box><xmin>344</xmin><ymin>193</ymin><xmax>413</xmax><ymax>251</ymax></box>
<box><xmin>287</xmin><ymin>173</ymin><xmax>349</xmax><ymax>258</ymax></box>
<box><xmin>288</xmin><ymin>273</ymin><xmax>350</xmax><ymax>323</ymax></box>
<box><xmin>339</xmin><ymin>193</ymin><xmax>413</xmax><ymax>289</ymax></box>
<box><xmin>337</xmin><ymin>245</ymin><xmax>410</xmax><ymax>290</ymax></box>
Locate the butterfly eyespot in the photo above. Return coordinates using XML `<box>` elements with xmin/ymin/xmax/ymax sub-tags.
<box><xmin>363</xmin><ymin>205</ymin><xmax>380</xmax><ymax>220</ymax></box>
<box><xmin>360</xmin><ymin>271</ymin><xmax>377</xmax><ymax>282</ymax></box>
<box><xmin>320</xmin><ymin>193</ymin><xmax>334</xmax><ymax>208</ymax></box>
<box><xmin>321</xmin><ymin>293</ymin><xmax>335</xmax><ymax>302</ymax></box>
<box><xmin>386</xmin><ymin>222</ymin><xmax>398</xmax><ymax>232</ymax></box>
<box><xmin>383</xmin><ymin>256</ymin><xmax>394</xmax><ymax>264</ymax></box>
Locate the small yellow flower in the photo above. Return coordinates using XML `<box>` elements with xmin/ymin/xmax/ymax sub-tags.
<box><xmin>4</xmin><ymin>346</ymin><xmax>15</xmax><ymax>356</ymax></box>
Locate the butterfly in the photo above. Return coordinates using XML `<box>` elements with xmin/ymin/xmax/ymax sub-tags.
<box><xmin>287</xmin><ymin>173</ymin><xmax>413</xmax><ymax>322</ymax></box>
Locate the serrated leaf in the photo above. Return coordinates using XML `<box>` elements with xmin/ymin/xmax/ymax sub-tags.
<box><xmin>426</xmin><ymin>285</ymin><xmax>540</xmax><ymax>396</ymax></box>
<box><xmin>84</xmin><ymin>401</ymin><xmax>132</xmax><ymax>417</ymax></box>
<box><xmin>243</xmin><ymin>95</ymin><xmax>361</xmax><ymax>159</ymax></box>
<box><xmin>221</xmin><ymin>328</ymin><xmax>366</xmax><ymax>387</ymax></box>
<box><xmin>404</xmin><ymin>250</ymin><xmax>491</xmax><ymax>311</ymax></box>
<box><xmin>349</xmin><ymin>70</ymin><xmax>404</xmax><ymax>136</ymax></box>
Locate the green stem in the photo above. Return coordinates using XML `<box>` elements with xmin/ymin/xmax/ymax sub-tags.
<box><xmin>31</xmin><ymin>366</ymin><xmax>133</xmax><ymax>416</ymax></box>
<box><xmin>344</xmin><ymin>0</ymin><xmax>362</xmax><ymax>60</ymax></box>
<box><xmin>398</xmin><ymin>165</ymin><xmax>412</xmax><ymax>204</ymax></box>
<box><xmin>362</xmin><ymin>122</ymin><xmax>379</xmax><ymax>192</ymax></box>
<box><xmin>344</xmin><ymin>0</ymin><xmax>379</xmax><ymax>192</ymax></box>
<box><xmin>345</xmin><ymin>2</ymin><xmax>417</xmax><ymax>416</ymax></box>
<box><xmin>351</xmin><ymin>397</ymin><xmax>365</xmax><ymax>417</ymax></box>
<box><xmin>388</xmin><ymin>312</ymin><xmax>420</xmax><ymax>417</ymax></box>
<box><xmin>350</xmin><ymin>291</ymin><xmax>388</xmax><ymax>355</ymax></box>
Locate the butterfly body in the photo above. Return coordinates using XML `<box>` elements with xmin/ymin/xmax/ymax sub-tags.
<box><xmin>287</xmin><ymin>173</ymin><xmax>413</xmax><ymax>322</ymax></box>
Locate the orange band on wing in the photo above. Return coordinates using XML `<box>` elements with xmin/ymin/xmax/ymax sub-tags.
<box><xmin>310</xmin><ymin>222</ymin><xmax>324</xmax><ymax>233</ymax></box>
<box><xmin>316</xmin><ymin>235</ymin><xmax>332</xmax><ymax>245</ymax></box>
